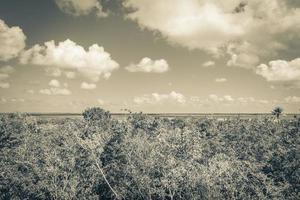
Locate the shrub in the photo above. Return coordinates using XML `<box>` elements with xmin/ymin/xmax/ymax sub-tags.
<box><xmin>0</xmin><ymin>111</ymin><xmax>299</xmax><ymax>199</ymax></box>
<box><xmin>82</xmin><ymin>107</ymin><xmax>111</xmax><ymax>123</ymax></box>
<box><xmin>0</xmin><ymin>113</ymin><xmax>27</xmax><ymax>149</ymax></box>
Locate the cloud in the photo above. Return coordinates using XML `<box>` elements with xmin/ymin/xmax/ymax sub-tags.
<box><xmin>202</xmin><ymin>61</ymin><xmax>215</xmax><ymax>67</ymax></box>
<box><xmin>0</xmin><ymin>82</ymin><xmax>10</xmax><ymax>89</ymax></box>
<box><xmin>132</xmin><ymin>92</ymin><xmax>274</xmax><ymax>109</ymax></box>
<box><xmin>0</xmin><ymin>65</ymin><xmax>15</xmax><ymax>88</ymax></box>
<box><xmin>81</xmin><ymin>82</ymin><xmax>97</xmax><ymax>90</ymax></box>
<box><xmin>123</xmin><ymin>0</ymin><xmax>300</xmax><ymax>66</ymax></box>
<box><xmin>45</xmin><ymin>68</ymin><xmax>62</xmax><ymax>77</ymax></box>
<box><xmin>40</xmin><ymin>79</ymin><xmax>71</xmax><ymax>95</ymax></box>
<box><xmin>134</xmin><ymin>91</ymin><xmax>186</xmax><ymax>104</ymax></box>
<box><xmin>209</xmin><ymin>94</ymin><xmax>234</xmax><ymax>103</ymax></box>
<box><xmin>226</xmin><ymin>42</ymin><xmax>260</xmax><ymax>68</ymax></box>
<box><xmin>258</xmin><ymin>100</ymin><xmax>269</xmax><ymax>104</ymax></box>
<box><xmin>255</xmin><ymin>58</ymin><xmax>300</xmax><ymax>86</ymax></box>
<box><xmin>223</xmin><ymin>95</ymin><xmax>234</xmax><ymax>102</ymax></box>
<box><xmin>55</xmin><ymin>0</ymin><xmax>108</xmax><ymax>17</ymax></box>
<box><xmin>0</xmin><ymin>98</ymin><xmax>25</xmax><ymax>104</ymax></box>
<box><xmin>46</xmin><ymin>69</ymin><xmax>76</xmax><ymax>79</ymax></box>
<box><xmin>0</xmin><ymin>19</ymin><xmax>26</xmax><ymax>61</ymax></box>
<box><xmin>207</xmin><ymin>94</ymin><xmax>270</xmax><ymax>106</ymax></box>
<box><xmin>237</xmin><ymin>97</ymin><xmax>268</xmax><ymax>105</ymax></box>
<box><xmin>11</xmin><ymin>98</ymin><xmax>25</xmax><ymax>103</ymax></box>
<box><xmin>285</xmin><ymin>96</ymin><xmax>300</xmax><ymax>103</ymax></box>
<box><xmin>215</xmin><ymin>78</ymin><xmax>227</xmax><ymax>83</ymax></box>
<box><xmin>40</xmin><ymin>88</ymin><xmax>71</xmax><ymax>95</ymax></box>
<box><xmin>208</xmin><ymin>94</ymin><xmax>221</xmax><ymax>102</ymax></box>
<box><xmin>126</xmin><ymin>57</ymin><xmax>169</xmax><ymax>73</ymax></box>
<box><xmin>124</xmin><ymin>0</ymin><xmax>245</xmax><ymax>54</ymax></box>
<box><xmin>20</xmin><ymin>39</ymin><xmax>119</xmax><ymax>82</ymax></box>
<box><xmin>237</xmin><ymin>97</ymin><xmax>255</xmax><ymax>104</ymax></box>
<box><xmin>65</xmin><ymin>71</ymin><xmax>76</xmax><ymax>79</ymax></box>
<box><xmin>49</xmin><ymin>79</ymin><xmax>61</xmax><ymax>88</ymax></box>
<box><xmin>0</xmin><ymin>69</ymin><xmax>12</xmax><ymax>89</ymax></box>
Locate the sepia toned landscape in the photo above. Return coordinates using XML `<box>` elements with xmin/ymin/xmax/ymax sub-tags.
<box><xmin>0</xmin><ymin>108</ymin><xmax>299</xmax><ymax>199</ymax></box>
<box><xmin>0</xmin><ymin>0</ymin><xmax>300</xmax><ymax>199</ymax></box>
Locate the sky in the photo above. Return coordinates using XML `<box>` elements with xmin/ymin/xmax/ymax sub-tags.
<box><xmin>0</xmin><ymin>0</ymin><xmax>299</xmax><ymax>113</ymax></box>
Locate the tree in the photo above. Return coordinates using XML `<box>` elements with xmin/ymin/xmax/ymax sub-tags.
<box><xmin>82</xmin><ymin>107</ymin><xmax>111</xmax><ymax>123</ymax></box>
<box><xmin>272</xmin><ymin>107</ymin><xmax>283</xmax><ymax>119</ymax></box>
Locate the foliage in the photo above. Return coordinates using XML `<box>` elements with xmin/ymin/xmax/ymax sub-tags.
<box><xmin>82</xmin><ymin>107</ymin><xmax>111</xmax><ymax>124</ymax></box>
<box><xmin>0</xmin><ymin>108</ymin><xmax>299</xmax><ymax>199</ymax></box>
<box><xmin>272</xmin><ymin>106</ymin><xmax>284</xmax><ymax>119</ymax></box>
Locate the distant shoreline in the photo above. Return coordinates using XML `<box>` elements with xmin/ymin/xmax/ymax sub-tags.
<box><xmin>1</xmin><ymin>112</ymin><xmax>299</xmax><ymax>117</ymax></box>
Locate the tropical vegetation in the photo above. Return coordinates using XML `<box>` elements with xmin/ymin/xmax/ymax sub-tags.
<box><xmin>0</xmin><ymin>108</ymin><xmax>299</xmax><ymax>199</ymax></box>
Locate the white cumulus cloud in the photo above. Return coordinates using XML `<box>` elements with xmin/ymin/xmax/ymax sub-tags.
<box><xmin>255</xmin><ymin>58</ymin><xmax>300</xmax><ymax>86</ymax></box>
<box><xmin>215</xmin><ymin>78</ymin><xmax>227</xmax><ymax>83</ymax></box>
<box><xmin>126</xmin><ymin>57</ymin><xmax>169</xmax><ymax>73</ymax></box>
<box><xmin>81</xmin><ymin>82</ymin><xmax>97</xmax><ymax>90</ymax></box>
<box><xmin>49</xmin><ymin>79</ymin><xmax>61</xmax><ymax>88</ymax></box>
<box><xmin>0</xmin><ymin>82</ymin><xmax>10</xmax><ymax>89</ymax></box>
<box><xmin>123</xmin><ymin>0</ymin><xmax>300</xmax><ymax>67</ymax></box>
<box><xmin>134</xmin><ymin>91</ymin><xmax>186</xmax><ymax>104</ymax></box>
<box><xmin>20</xmin><ymin>39</ymin><xmax>119</xmax><ymax>82</ymax></box>
<box><xmin>209</xmin><ymin>94</ymin><xmax>234</xmax><ymax>103</ymax></box>
<box><xmin>40</xmin><ymin>88</ymin><xmax>71</xmax><ymax>95</ymax></box>
<box><xmin>207</xmin><ymin>94</ymin><xmax>270</xmax><ymax>105</ymax></box>
<box><xmin>285</xmin><ymin>96</ymin><xmax>300</xmax><ymax>103</ymax></box>
<box><xmin>202</xmin><ymin>61</ymin><xmax>215</xmax><ymax>67</ymax></box>
<box><xmin>226</xmin><ymin>42</ymin><xmax>260</xmax><ymax>68</ymax></box>
<box><xmin>124</xmin><ymin>0</ymin><xmax>245</xmax><ymax>54</ymax></box>
<box><xmin>0</xmin><ymin>19</ymin><xmax>26</xmax><ymax>61</ymax></box>
<box><xmin>65</xmin><ymin>71</ymin><xmax>76</xmax><ymax>79</ymax></box>
<box><xmin>40</xmin><ymin>79</ymin><xmax>71</xmax><ymax>95</ymax></box>
<box><xmin>55</xmin><ymin>0</ymin><xmax>108</xmax><ymax>17</ymax></box>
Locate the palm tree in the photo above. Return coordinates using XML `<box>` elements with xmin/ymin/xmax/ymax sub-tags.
<box><xmin>272</xmin><ymin>106</ymin><xmax>283</xmax><ymax>119</ymax></box>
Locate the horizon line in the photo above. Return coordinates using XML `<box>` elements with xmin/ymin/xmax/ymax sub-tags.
<box><xmin>1</xmin><ymin>112</ymin><xmax>299</xmax><ymax>115</ymax></box>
